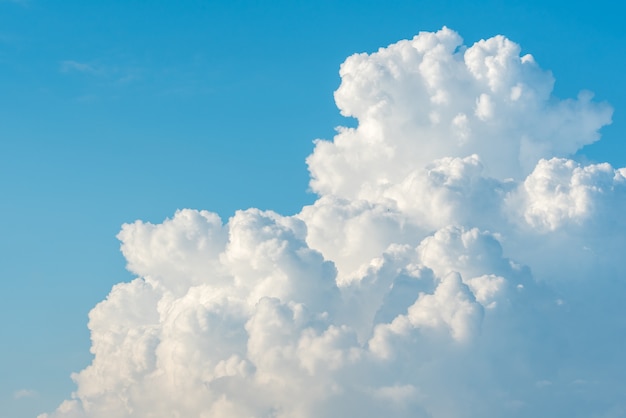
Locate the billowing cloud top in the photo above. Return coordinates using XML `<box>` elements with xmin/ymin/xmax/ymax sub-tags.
<box><xmin>42</xmin><ymin>28</ymin><xmax>626</xmax><ymax>418</ymax></box>
<box><xmin>308</xmin><ymin>27</ymin><xmax>612</xmax><ymax>197</ymax></box>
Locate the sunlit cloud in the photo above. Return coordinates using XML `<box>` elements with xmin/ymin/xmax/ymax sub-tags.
<box><xmin>40</xmin><ymin>27</ymin><xmax>626</xmax><ymax>418</ymax></box>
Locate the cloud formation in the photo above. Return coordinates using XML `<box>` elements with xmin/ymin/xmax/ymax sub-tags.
<box><xmin>42</xmin><ymin>28</ymin><xmax>626</xmax><ymax>417</ymax></box>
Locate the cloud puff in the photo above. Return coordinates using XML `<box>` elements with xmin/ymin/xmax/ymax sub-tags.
<box><xmin>510</xmin><ymin>158</ymin><xmax>626</xmax><ymax>231</ymax></box>
<box><xmin>42</xmin><ymin>28</ymin><xmax>626</xmax><ymax>418</ymax></box>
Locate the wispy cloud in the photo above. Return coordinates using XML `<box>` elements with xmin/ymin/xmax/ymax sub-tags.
<box><xmin>59</xmin><ymin>60</ymin><xmax>102</xmax><ymax>75</ymax></box>
<box><xmin>1</xmin><ymin>0</ymin><xmax>31</xmax><ymax>6</ymax></box>
<box><xmin>13</xmin><ymin>389</ymin><xmax>37</xmax><ymax>399</ymax></box>
<box><xmin>59</xmin><ymin>59</ymin><xmax>142</xmax><ymax>85</ymax></box>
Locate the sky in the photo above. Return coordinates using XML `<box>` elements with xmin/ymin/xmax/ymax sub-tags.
<box><xmin>1</xmin><ymin>1</ymin><xmax>625</xmax><ymax>417</ymax></box>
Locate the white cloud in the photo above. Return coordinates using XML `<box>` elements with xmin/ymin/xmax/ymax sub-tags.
<box><xmin>509</xmin><ymin>157</ymin><xmax>626</xmax><ymax>231</ymax></box>
<box><xmin>307</xmin><ymin>27</ymin><xmax>612</xmax><ymax>197</ymax></box>
<box><xmin>41</xmin><ymin>28</ymin><xmax>626</xmax><ymax>417</ymax></box>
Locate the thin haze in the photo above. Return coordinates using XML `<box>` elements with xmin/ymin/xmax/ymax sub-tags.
<box><xmin>37</xmin><ymin>28</ymin><xmax>626</xmax><ymax>417</ymax></box>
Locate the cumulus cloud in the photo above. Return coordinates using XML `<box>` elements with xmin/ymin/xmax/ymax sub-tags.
<box><xmin>42</xmin><ymin>28</ymin><xmax>626</xmax><ymax>418</ymax></box>
<box><xmin>308</xmin><ymin>28</ymin><xmax>612</xmax><ymax>196</ymax></box>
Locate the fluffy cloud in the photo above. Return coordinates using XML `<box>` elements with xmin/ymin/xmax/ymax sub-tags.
<box><xmin>308</xmin><ymin>27</ymin><xmax>612</xmax><ymax>198</ymax></box>
<box><xmin>510</xmin><ymin>158</ymin><xmax>626</xmax><ymax>231</ymax></box>
<box><xmin>42</xmin><ymin>28</ymin><xmax>626</xmax><ymax>417</ymax></box>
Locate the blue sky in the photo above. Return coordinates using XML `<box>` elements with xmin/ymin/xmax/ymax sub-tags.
<box><xmin>1</xmin><ymin>1</ymin><xmax>625</xmax><ymax>417</ymax></box>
